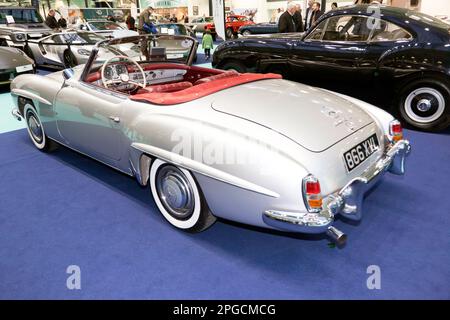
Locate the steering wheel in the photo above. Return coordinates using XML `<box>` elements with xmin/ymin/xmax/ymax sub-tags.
<box><xmin>101</xmin><ymin>55</ymin><xmax>147</xmax><ymax>91</ymax></box>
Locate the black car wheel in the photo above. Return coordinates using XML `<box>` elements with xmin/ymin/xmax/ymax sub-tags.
<box><xmin>221</xmin><ymin>60</ymin><xmax>247</xmax><ymax>73</ymax></box>
<box><xmin>63</xmin><ymin>50</ymin><xmax>77</xmax><ymax>68</ymax></box>
<box><xmin>398</xmin><ymin>78</ymin><xmax>450</xmax><ymax>132</ymax></box>
<box><xmin>226</xmin><ymin>28</ymin><xmax>235</xmax><ymax>39</ymax></box>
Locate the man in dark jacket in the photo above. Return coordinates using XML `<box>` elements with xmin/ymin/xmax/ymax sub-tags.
<box><xmin>278</xmin><ymin>2</ymin><xmax>297</xmax><ymax>33</ymax></box>
<box><xmin>45</xmin><ymin>9</ymin><xmax>58</xmax><ymax>29</ymax></box>
<box><xmin>293</xmin><ymin>3</ymin><xmax>304</xmax><ymax>32</ymax></box>
<box><xmin>305</xmin><ymin>2</ymin><xmax>322</xmax><ymax>31</ymax></box>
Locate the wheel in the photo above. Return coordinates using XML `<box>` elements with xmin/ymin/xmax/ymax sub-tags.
<box><xmin>398</xmin><ymin>78</ymin><xmax>450</xmax><ymax>131</ymax></box>
<box><xmin>266</xmin><ymin>65</ymin><xmax>287</xmax><ymax>78</ymax></box>
<box><xmin>23</xmin><ymin>103</ymin><xmax>57</xmax><ymax>152</ymax></box>
<box><xmin>221</xmin><ymin>60</ymin><xmax>247</xmax><ymax>73</ymax></box>
<box><xmin>63</xmin><ymin>50</ymin><xmax>77</xmax><ymax>68</ymax></box>
<box><xmin>242</xmin><ymin>30</ymin><xmax>252</xmax><ymax>36</ymax></box>
<box><xmin>150</xmin><ymin>159</ymin><xmax>216</xmax><ymax>233</ymax></box>
<box><xmin>226</xmin><ymin>28</ymin><xmax>235</xmax><ymax>39</ymax></box>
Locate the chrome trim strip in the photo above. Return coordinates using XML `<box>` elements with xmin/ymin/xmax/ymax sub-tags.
<box><xmin>131</xmin><ymin>143</ymin><xmax>280</xmax><ymax>198</ymax></box>
<box><xmin>11</xmin><ymin>89</ymin><xmax>52</xmax><ymax>106</ymax></box>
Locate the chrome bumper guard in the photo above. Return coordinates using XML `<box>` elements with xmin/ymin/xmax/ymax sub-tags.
<box><xmin>12</xmin><ymin>108</ymin><xmax>22</xmax><ymax>121</ymax></box>
<box><xmin>263</xmin><ymin>139</ymin><xmax>411</xmax><ymax>234</ymax></box>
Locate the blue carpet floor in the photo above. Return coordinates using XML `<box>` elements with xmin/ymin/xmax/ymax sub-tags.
<box><xmin>0</xmin><ymin>127</ymin><xmax>449</xmax><ymax>299</ymax></box>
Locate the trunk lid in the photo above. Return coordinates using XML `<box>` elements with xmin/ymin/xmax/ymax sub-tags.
<box><xmin>211</xmin><ymin>79</ymin><xmax>374</xmax><ymax>152</ymax></box>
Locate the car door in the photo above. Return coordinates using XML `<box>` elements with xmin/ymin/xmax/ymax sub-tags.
<box><xmin>54</xmin><ymin>76</ymin><xmax>125</xmax><ymax>165</ymax></box>
<box><xmin>289</xmin><ymin>15</ymin><xmax>374</xmax><ymax>87</ymax></box>
<box><xmin>365</xmin><ymin>19</ymin><xmax>415</xmax><ymax>87</ymax></box>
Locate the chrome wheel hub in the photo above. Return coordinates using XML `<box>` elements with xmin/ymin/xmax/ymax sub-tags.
<box><xmin>156</xmin><ymin>166</ymin><xmax>194</xmax><ymax>219</ymax></box>
<box><xmin>404</xmin><ymin>87</ymin><xmax>445</xmax><ymax>124</ymax></box>
<box><xmin>27</xmin><ymin>112</ymin><xmax>43</xmax><ymax>143</ymax></box>
<box><xmin>417</xmin><ymin>98</ymin><xmax>432</xmax><ymax>112</ymax></box>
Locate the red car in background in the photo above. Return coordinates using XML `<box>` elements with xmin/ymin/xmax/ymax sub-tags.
<box><xmin>205</xmin><ymin>15</ymin><xmax>254</xmax><ymax>40</ymax></box>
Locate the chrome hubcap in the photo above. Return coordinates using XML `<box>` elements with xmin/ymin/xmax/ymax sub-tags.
<box><xmin>156</xmin><ymin>166</ymin><xmax>194</xmax><ymax>219</ymax></box>
<box><xmin>405</xmin><ymin>87</ymin><xmax>446</xmax><ymax>124</ymax></box>
<box><xmin>27</xmin><ymin>111</ymin><xmax>43</xmax><ymax>143</ymax></box>
<box><xmin>417</xmin><ymin>98</ymin><xmax>432</xmax><ymax>112</ymax></box>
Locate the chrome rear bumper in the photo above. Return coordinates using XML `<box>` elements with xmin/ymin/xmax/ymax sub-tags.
<box><xmin>263</xmin><ymin>139</ymin><xmax>411</xmax><ymax>234</ymax></box>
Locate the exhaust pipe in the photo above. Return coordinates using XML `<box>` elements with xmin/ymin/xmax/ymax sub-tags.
<box><xmin>326</xmin><ymin>226</ymin><xmax>347</xmax><ymax>247</ymax></box>
<box><xmin>11</xmin><ymin>108</ymin><xmax>22</xmax><ymax>121</ymax></box>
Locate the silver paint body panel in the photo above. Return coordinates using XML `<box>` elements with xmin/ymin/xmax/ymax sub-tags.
<box><xmin>10</xmin><ymin>60</ymin><xmax>399</xmax><ymax>232</ymax></box>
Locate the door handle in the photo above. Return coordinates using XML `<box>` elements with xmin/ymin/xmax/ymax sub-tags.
<box><xmin>109</xmin><ymin>116</ymin><xmax>120</xmax><ymax>123</ymax></box>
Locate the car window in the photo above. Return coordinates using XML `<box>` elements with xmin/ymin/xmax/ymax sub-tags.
<box><xmin>369</xmin><ymin>20</ymin><xmax>413</xmax><ymax>42</ymax></box>
<box><xmin>192</xmin><ymin>18</ymin><xmax>201</xmax><ymax>23</ymax></box>
<box><xmin>322</xmin><ymin>15</ymin><xmax>372</xmax><ymax>42</ymax></box>
<box><xmin>305</xmin><ymin>19</ymin><xmax>327</xmax><ymax>41</ymax></box>
<box><xmin>0</xmin><ymin>8</ymin><xmax>43</xmax><ymax>24</ymax></box>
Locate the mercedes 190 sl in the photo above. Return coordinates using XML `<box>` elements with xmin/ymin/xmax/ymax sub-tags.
<box><xmin>10</xmin><ymin>35</ymin><xmax>411</xmax><ymax>245</ymax></box>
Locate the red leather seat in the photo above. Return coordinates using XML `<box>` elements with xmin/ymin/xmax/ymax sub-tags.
<box><xmin>140</xmin><ymin>81</ymin><xmax>193</xmax><ymax>94</ymax></box>
<box><xmin>194</xmin><ymin>70</ymin><xmax>239</xmax><ymax>85</ymax></box>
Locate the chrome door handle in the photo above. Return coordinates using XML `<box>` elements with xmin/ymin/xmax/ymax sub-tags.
<box><xmin>109</xmin><ymin>116</ymin><xmax>120</xmax><ymax>123</ymax></box>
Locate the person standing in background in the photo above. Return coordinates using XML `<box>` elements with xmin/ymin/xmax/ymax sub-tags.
<box><xmin>306</xmin><ymin>2</ymin><xmax>322</xmax><ymax>30</ymax></box>
<box><xmin>304</xmin><ymin>0</ymin><xmax>314</xmax><ymax>31</ymax></box>
<box><xmin>202</xmin><ymin>30</ymin><xmax>214</xmax><ymax>61</ymax></box>
<box><xmin>278</xmin><ymin>2</ymin><xmax>298</xmax><ymax>33</ymax></box>
<box><xmin>331</xmin><ymin>2</ymin><xmax>338</xmax><ymax>10</ymax></box>
<box><xmin>138</xmin><ymin>5</ymin><xmax>155</xmax><ymax>34</ymax></box>
<box><xmin>293</xmin><ymin>3</ymin><xmax>304</xmax><ymax>32</ymax></box>
<box><xmin>126</xmin><ymin>13</ymin><xmax>136</xmax><ymax>30</ymax></box>
<box><xmin>45</xmin><ymin>9</ymin><xmax>59</xmax><ymax>29</ymax></box>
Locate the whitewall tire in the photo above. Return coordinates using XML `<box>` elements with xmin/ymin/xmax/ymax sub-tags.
<box><xmin>398</xmin><ymin>78</ymin><xmax>450</xmax><ymax>131</ymax></box>
<box><xmin>149</xmin><ymin>159</ymin><xmax>216</xmax><ymax>232</ymax></box>
<box><xmin>24</xmin><ymin>103</ymin><xmax>56</xmax><ymax>152</ymax></box>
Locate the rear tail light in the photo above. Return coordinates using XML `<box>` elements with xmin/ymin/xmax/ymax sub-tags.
<box><xmin>302</xmin><ymin>175</ymin><xmax>323</xmax><ymax>213</ymax></box>
<box><xmin>389</xmin><ymin>120</ymin><xmax>403</xmax><ymax>143</ymax></box>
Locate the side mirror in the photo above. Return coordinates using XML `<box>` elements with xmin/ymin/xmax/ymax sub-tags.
<box><xmin>63</xmin><ymin>68</ymin><xmax>74</xmax><ymax>80</ymax></box>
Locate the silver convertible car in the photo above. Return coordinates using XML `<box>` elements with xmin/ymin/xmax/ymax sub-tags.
<box><xmin>10</xmin><ymin>35</ymin><xmax>411</xmax><ymax>245</ymax></box>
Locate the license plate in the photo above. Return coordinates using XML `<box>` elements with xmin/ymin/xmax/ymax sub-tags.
<box><xmin>167</xmin><ymin>53</ymin><xmax>184</xmax><ymax>59</ymax></box>
<box><xmin>343</xmin><ymin>134</ymin><xmax>380</xmax><ymax>172</ymax></box>
<box><xmin>16</xmin><ymin>64</ymin><xmax>33</xmax><ymax>73</ymax></box>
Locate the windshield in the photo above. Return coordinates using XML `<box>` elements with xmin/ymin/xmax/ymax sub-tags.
<box><xmin>0</xmin><ymin>8</ymin><xmax>43</xmax><ymax>24</ymax></box>
<box><xmin>87</xmin><ymin>35</ymin><xmax>196</xmax><ymax>72</ymax></box>
<box><xmin>58</xmin><ymin>32</ymin><xmax>105</xmax><ymax>44</ymax></box>
<box><xmin>156</xmin><ymin>24</ymin><xmax>188</xmax><ymax>35</ymax></box>
<box><xmin>89</xmin><ymin>21</ymin><xmax>123</xmax><ymax>31</ymax></box>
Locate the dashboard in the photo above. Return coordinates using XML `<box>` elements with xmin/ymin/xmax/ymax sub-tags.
<box><xmin>103</xmin><ymin>64</ymin><xmax>187</xmax><ymax>89</ymax></box>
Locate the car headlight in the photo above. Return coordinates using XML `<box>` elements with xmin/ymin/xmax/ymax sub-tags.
<box><xmin>14</xmin><ymin>33</ymin><xmax>26</xmax><ymax>42</ymax></box>
<box><xmin>77</xmin><ymin>49</ymin><xmax>91</xmax><ymax>56</ymax></box>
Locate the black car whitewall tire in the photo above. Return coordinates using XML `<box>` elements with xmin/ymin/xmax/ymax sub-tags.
<box><xmin>398</xmin><ymin>79</ymin><xmax>449</xmax><ymax>131</ymax></box>
<box><xmin>24</xmin><ymin>103</ymin><xmax>56</xmax><ymax>152</ymax></box>
<box><xmin>226</xmin><ymin>28</ymin><xmax>235</xmax><ymax>39</ymax></box>
<box><xmin>150</xmin><ymin>159</ymin><xmax>216</xmax><ymax>232</ymax></box>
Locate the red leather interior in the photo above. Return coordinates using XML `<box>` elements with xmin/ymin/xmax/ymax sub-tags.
<box><xmin>140</xmin><ymin>81</ymin><xmax>193</xmax><ymax>93</ymax></box>
<box><xmin>130</xmin><ymin>73</ymin><xmax>282</xmax><ymax>105</ymax></box>
<box><xmin>194</xmin><ymin>70</ymin><xmax>239</xmax><ymax>85</ymax></box>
